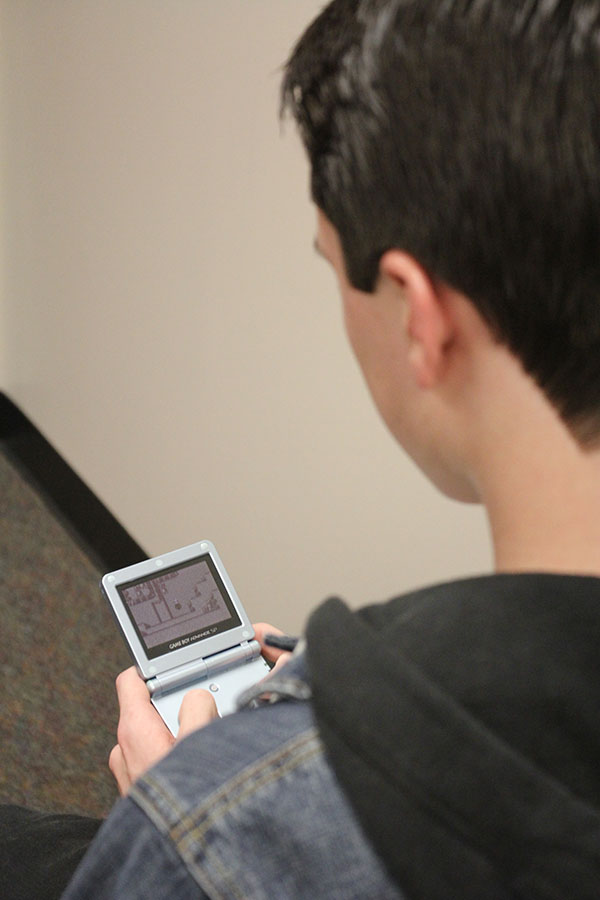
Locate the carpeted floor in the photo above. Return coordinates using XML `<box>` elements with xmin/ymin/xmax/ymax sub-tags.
<box><xmin>0</xmin><ymin>449</ymin><xmax>131</xmax><ymax>818</ymax></box>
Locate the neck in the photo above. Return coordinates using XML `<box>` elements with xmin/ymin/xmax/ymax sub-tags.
<box><xmin>458</xmin><ymin>340</ymin><xmax>600</xmax><ymax>578</ymax></box>
<box><xmin>479</xmin><ymin>423</ymin><xmax>600</xmax><ymax>578</ymax></box>
<box><xmin>413</xmin><ymin>288</ymin><xmax>600</xmax><ymax>578</ymax></box>
<box><xmin>489</xmin><ymin>479</ymin><xmax>600</xmax><ymax>578</ymax></box>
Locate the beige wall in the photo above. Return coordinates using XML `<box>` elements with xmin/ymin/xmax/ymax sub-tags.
<box><xmin>1</xmin><ymin>1</ymin><xmax>491</xmax><ymax>632</ymax></box>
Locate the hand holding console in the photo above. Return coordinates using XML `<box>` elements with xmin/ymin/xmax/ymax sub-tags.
<box><xmin>102</xmin><ymin>540</ymin><xmax>272</xmax><ymax>736</ymax></box>
<box><xmin>108</xmin><ymin>621</ymin><xmax>290</xmax><ymax>795</ymax></box>
<box><xmin>108</xmin><ymin>665</ymin><xmax>219</xmax><ymax>795</ymax></box>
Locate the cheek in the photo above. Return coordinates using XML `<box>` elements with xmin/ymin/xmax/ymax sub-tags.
<box><xmin>341</xmin><ymin>291</ymin><xmax>372</xmax><ymax>367</ymax></box>
<box><xmin>342</xmin><ymin>308</ymin><xmax>361</xmax><ymax>360</ymax></box>
<box><xmin>339</xmin><ymin>284</ymin><xmax>412</xmax><ymax>430</ymax></box>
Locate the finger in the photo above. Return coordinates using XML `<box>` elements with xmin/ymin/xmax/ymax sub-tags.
<box><xmin>252</xmin><ymin>622</ymin><xmax>284</xmax><ymax>645</ymax></box>
<box><xmin>115</xmin><ymin>666</ymin><xmax>153</xmax><ymax>715</ymax></box>
<box><xmin>115</xmin><ymin>666</ymin><xmax>166</xmax><ymax>741</ymax></box>
<box><xmin>252</xmin><ymin>622</ymin><xmax>286</xmax><ymax>663</ymax></box>
<box><xmin>177</xmin><ymin>689</ymin><xmax>219</xmax><ymax>740</ymax></box>
<box><xmin>268</xmin><ymin>651</ymin><xmax>292</xmax><ymax>675</ymax></box>
<box><xmin>114</xmin><ymin>667</ymin><xmax>174</xmax><ymax>774</ymax></box>
<box><xmin>108</xmin><ymin>744</ymin><xmax>130</xmax><ymax>796</ymax></box>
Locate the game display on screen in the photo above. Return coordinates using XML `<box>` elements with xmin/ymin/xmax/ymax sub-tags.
<box><xmin>117</xmin><ymin>555</ymin><xmax>240</xmax><ymax>659</ymax></box>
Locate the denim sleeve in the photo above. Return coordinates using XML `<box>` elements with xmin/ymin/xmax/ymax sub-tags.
<box><xmin>62</xmin><ymin>797</ymin><xmax>207</xmax><ymax>900</ymax></box>
<box><xmin>63</xmin><ymin>653</ymin><xmax>404</xmax><ymax>899</ymax></box>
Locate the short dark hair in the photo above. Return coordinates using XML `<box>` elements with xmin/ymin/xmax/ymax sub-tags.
<box><xmin>282</xmin><ymin>0</ymin><xmax>600</xmax><ymax>445</ymax></box>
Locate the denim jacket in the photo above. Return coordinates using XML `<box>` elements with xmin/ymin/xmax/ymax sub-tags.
<box><xmin>63</xmin><ymin>653</ymin><xmax>404</xmax><ymax>899</ymax></box>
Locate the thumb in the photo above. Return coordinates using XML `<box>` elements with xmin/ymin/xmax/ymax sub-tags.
<box><xmin>177</xmin><ymin>688</ymin><xmax>219</xmax><ymax>740</ymax></box>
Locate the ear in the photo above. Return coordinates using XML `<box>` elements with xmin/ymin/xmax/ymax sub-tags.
<box><xmin>379</xmin><ymin>250</ymin><xmax>452</xmax><ymax>389</ymax></box>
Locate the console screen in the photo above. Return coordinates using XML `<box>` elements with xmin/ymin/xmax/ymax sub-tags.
<box><xmin>117</xmin><ymin>555</ymin><xmax>241</xmax><ymax>659</ymax></box>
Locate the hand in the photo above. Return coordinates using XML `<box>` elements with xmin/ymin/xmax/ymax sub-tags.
<box><xmin>253</xmin><ymin>622</ymin><xmax>293</xmax><ymax>675</ymax></box>
<box><xmin>108</xmin><ymin>667</ymin><xmax>218</xmax><ymax>796</ymax></box>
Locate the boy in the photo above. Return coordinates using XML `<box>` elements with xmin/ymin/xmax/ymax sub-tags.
<box><xmin>12</xmin><ymin>1</ymin><xmax>600</xmax><ymax>897</ymax></box>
